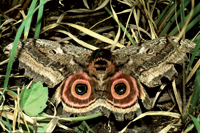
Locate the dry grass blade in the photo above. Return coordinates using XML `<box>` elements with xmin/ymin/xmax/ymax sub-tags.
<box><xmin>0</xmin><ymin>120</ymin><xmax>9</xmax><ymax>132</ymax></box>
<box><xmin>83</xmin><ymin>0</ymin><xmax>90</xmax><ymax>9</ymax></box>
<box><xmin>94</xmin><ymin>0</ymin><xmax>110</xmax><ymax>11</ymax></box>
<box><xmin>45</xmin><ymin>100</ymin><xmax>58</xmax><ymax>132</ymax></box>
<box><xmin>186</xmin><ymin>59</ymin><xmax>200</xmax><ymax>83</ymax></box>
<box><xmin>110</xmin><ymin>2</ymin><xmax>121</xmax><ymax>51</ymax></box>
<box><xmin>0</xmin><ymin>59</ymin><xmax>9</xmax><ymax>65</ymax></box>
<box><xmin>0</xmin><ymin>19</ymin><xmax>16</xmax><ymax>29</ymax></box>
<box><xmin>1</xmin><ymin>111</ymin><xmax>23</xmax><ymax>124</ymax></box>
<box><xmin>0</xmin><ymin>75</ymin><xmax>25</xmax><ymax>78</ymax></box>
<box><xmin>20</xmin><ymin>109</ymin><xmax>31</xmax><ymax>133</ymax></box>
<box><xmin>57</xmin><ymin>122</ymin><xmax>73</xmax><ymax>131</ymax></box>
<box><xmin>60</xmin><ymin>23</ymin><xmax>124</xmax><ymax>48</ymax></box>
<box><xmin>152</xmin><ymin>84</ymin><xmax>166</xmax><ymax>108</ymax></box>
<box><xmin>57</xmin><ymin>30</ymin><xmax>99</xmax><ymax>50</ymax></box>
<box><xmin>1</xmin><ymin>106</ymin><xmax>39</xmax><ymax>126</ymax></box>
<box><xmin>90</xmin><ymin>8</ymin><xmax>132</xmax><ymax>29</ymax></box>
<box><xmin>4</xmin><ymin>4</ymin><xmax>22</xmax><ymax>14</ymax></box>
<box><xmin>128</xmin><ymin>23</ymin><xmax>152</xmax><ymax>39</ymax></box>
<box><xmin>41</xmin><ymin>23</ymin><xmax>60</xmax><ymax>34</ymax></box>
<box><xmin>46</xmin><ymin>117</ymin><xmax>59</xmax><ymax>132</ymax></box>
<box><xmin>58</xmin><ymin>0</ymin><xmax>109</xmax><ymax>15</ymax></box>
<box><xmin>121</xmin><ymin>8</ymin><xmax>132</xmax><ymax>42</ymax></box>
<box><xmin>159</xmin><ymin>123</ymin><xmax>173</xmax><ymax>133</ymax></box>
<box><xmin>118</xmin><ymin>0</ymin><xmax>134</xmax><ymax>6</ymax></box>
<box><xmin>172</xmin><ymin>79</ymin><xmax>183</xmax><ymax>114</ymax></box>
<box><xmin>132</xmin><ymin>8</ymin><xmax>142</xmax><ymax>40</ymax></box>
<box><xmin>142</xmin><ymin>1</ymin><xmax>157</xmax><ymax>38</ymax></box>
<box><xmin>12</xmin><ymin>87</ymin><xmax>20</xmax><ymax>131</ymax></box>
<box><xmin>119</xmin><ymin>111</ymin><xmax>181</xmax><ymax>133</ymax></box>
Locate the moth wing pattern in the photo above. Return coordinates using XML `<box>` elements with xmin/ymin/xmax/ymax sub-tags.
<box><xmin>4</xmin><ymin>39</ymin><xmax>93</xmax><ymax>88</ymax></box>
<box><xmin>112</xmin><ymin>36</ymin><xmax>196</xmax><ymax>88</ymax></box>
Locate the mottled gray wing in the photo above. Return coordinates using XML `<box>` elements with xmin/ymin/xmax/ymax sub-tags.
<box><xmin>4</xmin><ymin>39</ymin><xmax>93</xmax><ymax>88</ymax></box>
<box><xmin>112</xmin><ymin>36</ymin><xmax>195</xmax><ymax>87</ymax></box>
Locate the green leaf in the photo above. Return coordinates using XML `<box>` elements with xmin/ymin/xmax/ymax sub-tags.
<box><xmin>20</xmin><ymin>81</ymin><xmax>48</xmax><ymax>116</ymax></box>
<box><xmin>189</xmin><ymin>115</ymin><xmax>200</xmax><ymax>132</ymax></box>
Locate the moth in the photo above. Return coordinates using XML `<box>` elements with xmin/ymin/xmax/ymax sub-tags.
<box><xmin>4</xmin><ymin>36</ymin><xmax>195</xmax><ymax>121</ymax></box>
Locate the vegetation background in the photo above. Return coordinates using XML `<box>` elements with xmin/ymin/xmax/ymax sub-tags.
<box><xmin>0</xmin><ymin>0</ymin><xmax>200</xmax><ymax>132</ymax></box>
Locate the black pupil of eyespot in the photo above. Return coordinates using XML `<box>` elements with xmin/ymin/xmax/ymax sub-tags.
<box><xmin>146</xmin><ymin>48</ymin><xmax>153</xmax><ymax>54</ymax></box>
<box><xmin>114</xmin><ymin>83</ymin><xmax>126</xmax><ymax>95</ymax></box>
<box><xmin>49</xmin><ymin>50</ymin><xmax>56</xmax><ymax>54</ymax></box>
<box><xmin>75</xmin><ymin>84</ymin><xmax>87</xmax><ymax>95</ymax></box>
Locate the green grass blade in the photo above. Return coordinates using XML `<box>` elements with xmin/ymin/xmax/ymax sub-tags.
<box><xmin>185</xmin><ymin>116</ymin><xmax>200</xmax><ymax>132</ymax></box>
<box><xmin>158</xmin><ymin>0</ymin><xmax>191</xmax><ymax>36</ymax></box>
<box><xmin>184</xmin><ymin>14</ymin><xmax>200</xmax><ymax>34</ymax></box>
<box><xmin>190</xmin><ymin>69</ymin><xmax>200</xmax><ymax>107</ymax></box>
<box><xmin>5</xmin><ymin>90</ymin><xmax>17</xmax><ymax>96</ymax></box>
<box><xmin>34</xmin><ymin>0</ymin><xmax>45</xmax><ymax>38</ymax></box>
<box><xmin>3</xmin><ymin>0</ymin><xmax>48</xmax><ymax>92</ymax></box>
<box><xmin>155</xmin><ymin>0</ymin><xmax>173</xmax><ymax>26</ymax></box>
<box><xmin>24</xmin><ymin>0</ymin><xmax>38</xmax><ymax>38</ymax></box>
<box><xmin>194</xmin><ymin>50</ymin><xmax>200</xmax><ymax>56</ymax></box>
<box><xmin>76</xmin><ymin>121</ymin><xmax>95</xmax><ymax>133</ymax></box>
<box><xmin>0</xmin><ymin>118</ymin><xmax>11</xmax><ymax>132</ymax></box>
<box><xmin>187</xmin><ymin>35</ymin><xmax>200</xmax><ymax>75</ymax></box>
<box><xmin>1</xmin><ymin>107</ymin><xmax>12</xmax><ymax>132</ymax></box>
<box><xmin>180</xmin><ymin>0</ymin><xmax>185</xmax><ymax>31</ymax></box>
<box><xmin>189</xmin><ymin>114</ymin><xmax>200</xmax><ymax>132</ymax></box>
<box><xmin>168</xmin><ymin>2</ymin><xmax>200</xmax><ymax>36</ymax></box>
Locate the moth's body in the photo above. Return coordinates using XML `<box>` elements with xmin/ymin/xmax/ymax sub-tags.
<box><xmin>4</xmin><ymin>36</ymin><xmax>195</xmax><ymax>121</ymax></box>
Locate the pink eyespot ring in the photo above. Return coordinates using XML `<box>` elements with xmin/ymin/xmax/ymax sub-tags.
<box><xmin>71</xmin><ymin>79</ymin><xmax>91</xmax><ymax>100</ymax></box>
<box><xmin>111</xmin><ymin>78</ymin><xmax>130</xmax><ymax>99</ymax></box>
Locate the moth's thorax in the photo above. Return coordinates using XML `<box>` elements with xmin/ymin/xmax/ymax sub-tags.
<box><xmin>84</xmin><ymin>49</ymin><xmax>117</xmax><ymax>87</ymax></box>
<box><xmin>85</xmin><ymin>58</ymin><xmax>116</xmax><ymax>81</ymax></box>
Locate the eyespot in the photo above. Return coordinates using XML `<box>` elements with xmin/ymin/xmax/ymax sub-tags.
<box><xmin>75</xmin><ymin>83</ymin><xmax>88</xmax><ymax>95</ymax></box>
<box><xmin>146</xmin><ymin>48</ymin><xmax>153</xmax><ymax>54</ymax></box>
<box><xmin>49</xmin><ymin>49</ymin><xmax>56</xmax><ymax>54</ymax></box>
<box><xmin>62</xmin><ymin>71</ymin><xmax>95</xmax><ymax>108</ymax></box>
<box><xmin>114</xmin><ymin>83</ymin><xmax>126</xmax><ymax>95</ymax></box>
<box><xmin>71</xmin><ymin>79</ymin><xmax>91</xmax><ymax>100</ymax></box>
<box><xmin>111</xmin><ymin>79</ymin><xmax>130</xmax><ymax>99</ymax></box>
